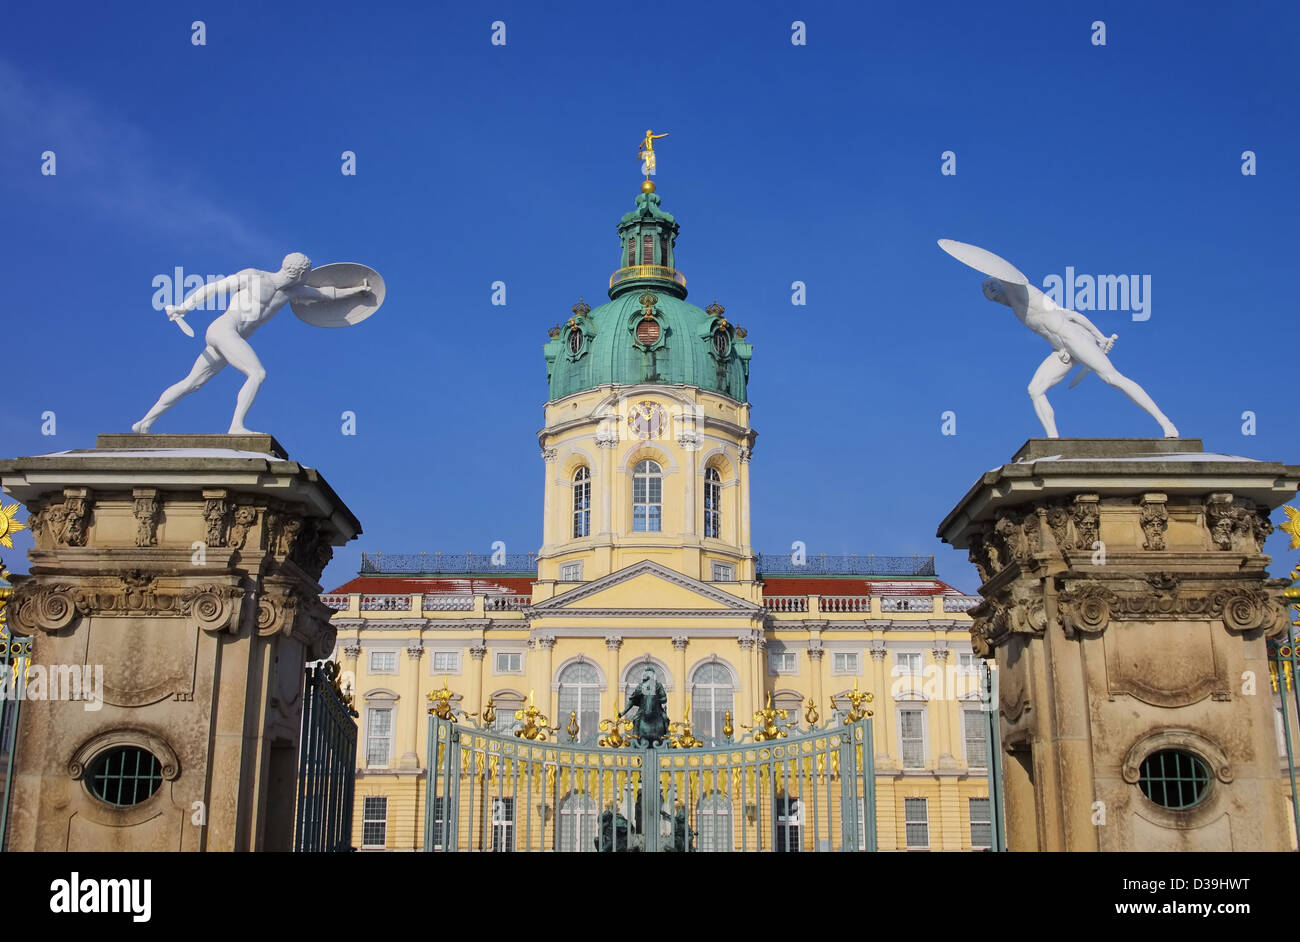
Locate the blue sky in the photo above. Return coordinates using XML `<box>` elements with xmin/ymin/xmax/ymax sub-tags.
<box><xmin>1</xmin><ymin>0</ymin><xmax>1297</xmax><ymax>593</ymax></box>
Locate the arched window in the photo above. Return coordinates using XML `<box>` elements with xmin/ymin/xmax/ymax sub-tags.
<box><xmin>572</xmin><ymin>466</ymin><xmax>591</xmax><ymax>538</ymax></box>
<box><xmin>558</xmin><ymin>792</ymin><xmax>599</xmax><ymax>852</ymax></box>
<box><xmin>696</xmin><ymin>792</ymin><xmax>734</xmax><ymax>852</ymax></box>
<box><xmin>632</xmin><ymin>460</ymin><xmax>663</xmax><ymax>532</ymax></box>
<box><xmin>691</xmin><ymin>662</ymin><xmax>734</xmax><ymax>742</ymax></box>
<box><xmin>704</xmin><ymin>466</ymin><xmax>722</xmax><ymax>538</ymax></box>
<box><xmin>557</xmin><ymin>662</ymin><xmax>601</xmax><ymax>744</ymax></box>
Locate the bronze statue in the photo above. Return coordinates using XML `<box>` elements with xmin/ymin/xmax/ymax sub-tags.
<box><xmin>621</xmin><ymin>666</ymin><xmax>669</xmax><ymax>747</ymax></box>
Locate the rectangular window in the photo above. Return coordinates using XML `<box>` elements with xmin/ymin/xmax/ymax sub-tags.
<box><xmin>495</xmin><ymin>652</ymin><xmax>522</xmax><ymax>673</ymax></box>
<box><xmin>432</xmin><ymin>651</ymin><xmax>460</xmax><ymax>674</ymax></box>
<box><xmin>560</xmin><ymin>562</ymin><xmax>583</xmax><ymax>582</ymax></box>
<box><xmin>366</xmin><ymin>708</ymin><xmax>393</xmax><ymax>767</ymax></box>
<box><xmin>958</xmin><ymin>653</ymin><xmax>980</xmax><ymax>698</ymax></box>
<box><xmin>769</xmin><ymin>651</ymin><xmax>797</xmax><ymax>673</ymax></box>
<box><xmin>775</xmin><ymin>796</ymin><xmax>801</xmax><ymax>852</ymax></box>
<box><xmin>894</xmin><ymin>651</ymin><xmax>923</xmax><ymax>696</ymax></box>
<box><xmin>963</xmin><ymin>710</ymin><xmax>988</xmax><ymax>769</ymax></box>
<box><xmin>899</xmin><ymin>709</ymin><xmax>926</xmax><ymax>768</ymax></box>
<box><xmin>832</xmin><ymin>652</ymin><xmax>859</xmax><ymax>674</ymax></box>
<box><xmin>969</xmin><ymin>797</ymin><xmax>992</xmax><ymax>849</ymax></box>
<box><xmin>904</xmin><ymin>798</ymin><xmax>929</xmax><ymax>849</ymax></box>
<box><xmin>711</xmin><ymin>562</ymin><xmax>734</xmax><ymax>582</ymax></box>
<box><xmin>491</xmin><ymin>797</ymin><xmax>514</xmax><ymax>852</ymax></box>
<box><xmin>362</xmin><ymin>796</ymin><xmax>388</xmax><ymax>849</ymax></box>
<box><xmin>368</xmin><ymin>650</ymin><xmax>397</xmax><ymax>674</ymax></box>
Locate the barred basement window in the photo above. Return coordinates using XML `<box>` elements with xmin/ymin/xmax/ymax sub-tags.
<box><xmin>904</xmin><ymin>797</ymin><xmax>929</xmax><ymax>849</ymax></box>
<box><xmin>704</xmin><ymin>466</ymin><xmax>722</xmax><ymax>538</ymax></box>
<box><xmin>572</xmin><ymin>466</ymin><xmax>591</xmax><ymax>538</ymax></box>
<box><xmin>969</xmin><ymin>797</ymin><xmax>992</xmax><ymax>849</ymax></box>
<box><xmin>362</xmin><ymin>796</ymin><xmax>387</xmax><ymax>848</ymax></box>
<box><xmin>1138</xmin><ymin>749</ymin><xmax>1211</xmax><ymax>809</ymax></box>
<box><xmin>88</xmin><ymin>746</ymin><xmax>163</xmax><ymax>806</ymax></box>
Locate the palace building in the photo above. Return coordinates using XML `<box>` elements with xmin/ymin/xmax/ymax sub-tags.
<box><xmin>325</xmin><ymin>166</ymin><xmax>990</xmax><ymax>851</ymax></box>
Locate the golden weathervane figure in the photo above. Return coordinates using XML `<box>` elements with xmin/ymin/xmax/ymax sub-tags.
<box><xmin>638</xmin><ymin>129</ymin><xmax>669</xmax><ymax>190</ymax></box>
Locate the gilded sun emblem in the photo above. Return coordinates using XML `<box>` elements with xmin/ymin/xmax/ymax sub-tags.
<box><xmin>1280</xmin><ymin>505</ymin><xmax>1300</xmax><ymax>551</ymax></box>
<box><xmin>0</xmin><ymin>503</ymin><xmax>26</xmax><ymax>550</ymax></box>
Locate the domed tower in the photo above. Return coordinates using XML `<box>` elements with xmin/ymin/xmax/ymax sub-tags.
<box><xmin>535</xmin><ymin>158</ymin><xmax>757</xmax><ymax>597</ymax></box>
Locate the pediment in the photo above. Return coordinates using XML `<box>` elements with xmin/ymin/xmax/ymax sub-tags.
<box><xmin>531</xmin><ymin>560</ymin><xmax>761</xmax><ymax>613</ymax></box>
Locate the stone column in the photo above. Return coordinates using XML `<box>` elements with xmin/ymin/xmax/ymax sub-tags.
<box><xmin>537</xmin><ymin>634</ymin><xmax>557</xmax><ymax>725</ymax></box>
<box><xmin>468</xmin><ymin>641</ymin><xmax>487</xmax><ymax>717</ymax></box>
<box><xmin>930</xmin><ymin>645</ymin><xmax>956</xmax><ymax>768</ymax></box>
<box><xmin>753</xmin><ymin>636</ymin><xmax>767</xmax><ymax>716</ymax></box>
<box><xmin>605</xmin><ymin>635</ymin><xmax>623</xmax><ymax>718</ymax></box>
<box><xmin>541</xmin><ymin>448</ymin><xmax>557</xmax><ymax>549</ymax></box>
<box><xmin>737</xmin><ymin>636</ymin><xmax>755</xmax><ymax>721</ymax></box>
<box><xmin>806</xmin><ymin>644</ymin><xmax>825</xmax><ymax>723</ymax></box>
<box><xmin>738</xmin><ymin>446</ymin><xmax>754</xmax><ymax>554</ymax></box>
<box><xmin>400</xmin><ymin>642</ymin><xmax>424</xmax><ymax>770</ymax></box>
<box><xmin>671</xmin><ymin>635</ymin><xmax>689</xmax><ymax>718</ymax></box>
<box><xmin>869</xmin><ymin>642</ymin><xmax>891</xmax><ymax>764</ymax></box>
<box><xmin>340</xmin><ymin>640</ymin><xmax>361</xmax><ymax>707</ymax></box>
<box><xmin>0</xmin><ymin>433</ymin><xmax>360</xmax><ymax>852</ymax></box>
<box><xmin>938</xmin><ymin>437</ymin><xmax>1300</xmax><ymax>852</ymax></box>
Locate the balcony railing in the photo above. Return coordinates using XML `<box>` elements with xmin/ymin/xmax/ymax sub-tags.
<box><xmin>361</xmin><ymin>552</ymin><xmax>539</xmax><ymax>573</ymax></box>
<box><xmin>756</xmin><ymin>554</ymin><xmax>936</xmax><ymax>576</ymax></box>
<box><xmin>485</xmin><ymin>595</ymin><xmax>531</xmax><ymax>612</ymax></box>
<box><xmin>820</xmin><ymin>596</ymin><xmax>872</xmax><ymax>613</ymax></box>
<box><xmin>321</xmin><ymin>594</ymin><xmax>350</xmax><ymax>611</ymax></box>
<box><xmin>422</xmin><ymin>595</ymin><xmax>474</xmax><ymax>612</ymax></box>
<box><xmin>943</xmin><ymin>596</ymin><xmax>981</xmax><ymax>613</ymax></box>
<box><xmin>881</xmin><ymin>597</ymin><xmax>936</xmax><ymax>613</ymax></box>
<box><xmin>763</xmin><ymin>596</ymin><xmax>809</xmax><ymax>613</ymax></box>
<box><xmin>360</xmin><ymin>594</ymin><xmax>412</xmax><ymax>612</ymax></box>
<box><xmin>609</xmin><ymin>265</ymin><xmax>687</xmax><ymax>290</ymax></box>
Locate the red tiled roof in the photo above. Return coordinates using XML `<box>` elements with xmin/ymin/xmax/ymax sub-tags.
<box><xmin>327</xmin><ymin>576</ymin><xmax>535</xmax><ymax>595</ymax></box>
<box><xmin>759</xmin><ymin>577</ymin><xmax>964</xmax><ymax>596</ymax></box>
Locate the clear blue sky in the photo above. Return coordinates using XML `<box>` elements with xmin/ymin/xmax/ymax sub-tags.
<box><xmin>1</xmin><ymin>0</ymin><xmax>1297</xmax><ymax>593</ymax></box>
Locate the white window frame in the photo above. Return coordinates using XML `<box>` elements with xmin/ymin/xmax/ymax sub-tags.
<box><xmin>893</xmin><ymin>650</ymin><xmax>924</xmax><ymax>698</ymax></box>
<box><xmin>559</xmin><ymin>561</ymin><xmax>584</xmax><ymax>582</ymax></box>
<box><xmin>365</xmin><ymin>707</ymin><xmax>394</xmax><ymax>768</ymax></box>
<box><xmin>572</xmin><ymin>466</ymin><xmax>591</xmax><ymax>538</ymax></box>
<box><xmin>491</xmin><ymin>797</ymin><xmax>515</xmax><ymax>852</ymax></box>
<box><xmin>368</xmin><ymin>650</ymin><xmax>398</xmax><ymax>675</ymax></box>
<box><xmin>710</xmin><ymin>561</ymin><xmax>735</xmax><ymax>582</ymax></box>
<box><xmin>495</xmin><ymin>651</ymin><xmax>524</xmax><ymax>675</ymax></box>
<box><xmin>690</xmin><ymin>663</ymin><xmax>734</xmax><ymax>742</ymax></box>
<box><xmin>430</xmin><ymin>651</ymin><xmax>461</xmax><ymax>674</ymax></box>
<box><xmin>831</xmin><ymin>652</ymin><xmax>859</xmax><ymax>675</ymax></box>
<box><xmin>703</xmin><ymin>467</ymin><xmax>722</xmax><ymax>539</ymax></box>
<box><xmin>963</xmin><ymin>709</ymin><xmax>988</xmax><ymax>769</ymax></box>
<box><xmin>632</xmin><ymin>459</ymin><xmax>663</xmax><ymax>533</ymax></box>
<box><xmin>897</xmin><ymin>707</ymin><xmax>928</xmax><ymax>769</ymax></box>
<box><xmin>969</xmin><ymin>797</ymin><xmax>992</xmax><ymax>850</ymax></box>
<box><xmin>904</xmin><ymin>797</ymin><xmax>929</xmax><ymax>850</ymax></box>
<box><xmin>768</xmin><ymin>651</ymin><xmax>798</xmax><ymax>675</ymax></box>
<box><xmin>361</xmin><ymin>795</ymin><xmax>388</xmax><ymax>849</ymax></box>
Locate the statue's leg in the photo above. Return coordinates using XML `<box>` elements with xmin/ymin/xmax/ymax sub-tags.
<box><xmin>1093</xmin><ymin>366</ymin><xmax>1179</xmax><ymax>437</ymax></box>
<box><xmin>211</xmin><ymin>327</ymin><xmax>267</xmax><ymax>435</ymax></box>
<box><xmin>132</xmin><ymin>347</ymin><xmax>226</xmax><ymax>433</ymax></box>
<box><xmin>1028</xmin><ymin>352</ymin><xmax>1072</xmax><ymax>438</ymax></box>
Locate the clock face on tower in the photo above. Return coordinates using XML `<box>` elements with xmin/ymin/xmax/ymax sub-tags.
<box><xmin>627</xmin><ymin>401</ymin><xmax>667</xmax><ymax>440</ymax></box>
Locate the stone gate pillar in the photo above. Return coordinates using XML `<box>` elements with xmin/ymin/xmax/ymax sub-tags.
<box><xmin>938</xmin><ymin>438</ymin><xmax>1298</xmax><ymax>851</ymax></box>
<box><xmin>0</xmin><ymin>434</ymin><xmax>360</xmax><ymax>851</ymax></box>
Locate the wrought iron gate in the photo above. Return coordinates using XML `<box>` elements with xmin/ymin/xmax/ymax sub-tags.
<box><xmin>1270</xmin><ymin>627</ymin><xmax>1300</xmax><ymax>849</ymax></box>
<box><xmin>294</xmin><ymin>662</ymin><xmax>358</xmax><ymax>852</ymax></box>
<box><xmin>424</xmin><ymin>713</ymin><xmax>876</xmax><ymax>852</ymax></box>
<box><xmin>0</xmin><ymin>621</ymin><xmax>30</xmax><ymax>852</ymax></box>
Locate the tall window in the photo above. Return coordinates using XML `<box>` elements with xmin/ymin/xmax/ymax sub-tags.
<box><xmin>904</xmin><ymin>798</ymin><xmax>929</xmax><ymax>849</ymax></box>
<box><xmin>696</xmin><ymin>793</ymin><xmax>733</xmax><ymax>852</ymax></box>
<box><xmin>704</xmin><ymin>466</ymin><xmax>721</xmax><ymax>538</ymax></box>
<box><xmin>691</xmin><ymin>662</ymin><xmax>734</xmax><ymax>742</ymax></box>
<box><xmin>362</xmin><ymin>796</ymin><xmax>388</xmax><ymax>848</ymax></box>
<box><xmin>641</xmin><ymin>234</ymin><xmax>654</xmax><ymax>265</ymax></box>
<box><xmin>491</xmin><ymin>797</ymin><xmax>514</xmax><ymax>852</ymax></box>
<box><xmin>899</xmin><ymin>709</ymin><xmax>926</xmax><ymax>768</ymax></box>
<box><xmin>632</xmin><ymin>460</ymin><xmax>663</xmax><ymax>532</ymax></box>
<box><xmin>557</xmin><ymin>662</ymin><xmax>601</xmax><ymax>744</ymax></box>
<box><xmin>366</xmin><ymin>708</ymin><xmax>393</xmax><ymax>767</ymax></box>
<box><xmin>895</xmin><ymin>651</ymin><xmax>923</xmax><ymax>697</ymax></box>
<box><xmin>963</xmin><ymin>710</ymin><xmax>988</xmax><ymax>768</ymax></box>
<box><xmin>572</xmin><ymin>466</ymin><xmax>591</xmax><ymax>538</ymax></box>
<box><xmin>969</xmin><ymin>797</ymin><xmax>992</xmax><ymax>849</ymax></box>
<box><xmin>558</xmin><ymin>792</ymin><xmax>598</xmax><ymax>851</ymax></box>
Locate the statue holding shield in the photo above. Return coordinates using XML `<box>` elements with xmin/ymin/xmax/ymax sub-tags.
<box><xmin>133</xmin><ymin>252</ymin><xmax>385</xmax><ymax>435</ymax></box>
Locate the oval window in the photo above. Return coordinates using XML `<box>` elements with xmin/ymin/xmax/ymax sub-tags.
<box><xmin>568</xmin><ymin>328</ymin><xmax>584</xmax><ymax>355</ymax></box>
<box><xmin>713</xmin><ymin>329</ymin><xmax>730</xmax><ymax>357</ymax></box>
<box><xmin>88</xmin><ymin>746</ymin><xmax>164</xmax><ymax>806</ymax></box>
<box><xmin>636</xmin><ymin>319</ymin><xmax>660</xmax><ymax>346</ymax></box>
<box><xmin>1137</xmin><ymin>748</ymin><xmax>1210</xmax><ymax>809</ymax></box>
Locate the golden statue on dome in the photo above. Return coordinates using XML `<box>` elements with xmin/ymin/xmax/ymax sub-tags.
<box><xmin>638</xmin><ymin>129</ymin><xmax>669</xmax><ymax>191</ymax></box>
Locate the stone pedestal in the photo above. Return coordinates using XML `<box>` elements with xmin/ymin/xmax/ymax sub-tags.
<box><xmin>938</xmin><ymin>439</ymin><xmax>1299</xmax><ymax>851</ymax></box>
<box><xmin>0</xmin><ymin>434</ymin><xmax>360</xmax><ymax>851</ymax></box>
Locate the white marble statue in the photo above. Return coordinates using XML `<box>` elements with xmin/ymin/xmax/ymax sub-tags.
<box><xmin>938</xmin><ymin>239</ymin><xmax>1178</xmax><ymax>439</ymax></box>
<box><xmin>133</xmin><ymin>253</ymin><xmax>382</xmax><ymax>435</ymax></box>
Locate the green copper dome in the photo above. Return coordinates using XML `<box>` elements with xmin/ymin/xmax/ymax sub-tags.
<box><xmin>544</xmin><ymin>187</ymin><xmax>753</xmax><ymax>403</ymax></box>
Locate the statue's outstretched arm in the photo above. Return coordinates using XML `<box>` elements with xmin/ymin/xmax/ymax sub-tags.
<box><xmin>288</xmin><ymin>280</ymin><xmax>371</xmax><ymax>302</ymax></box>
<box><xmin>175</xmin><ymin>273</ymin><xmax>243</xmax><ymax>314</ymax></box>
